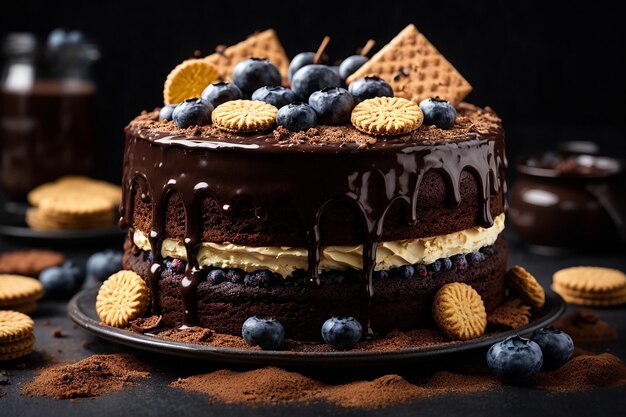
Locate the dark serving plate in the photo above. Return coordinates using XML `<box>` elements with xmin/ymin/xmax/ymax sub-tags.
<box><xmin>0</xmin><ymin>201</ymin><xmax>124</xmax><ymax>243</ymax></box>
<box><xmin>69</xmin><ymin>287</ymin><xmax>566</xmax><ymax>367</ymax></box>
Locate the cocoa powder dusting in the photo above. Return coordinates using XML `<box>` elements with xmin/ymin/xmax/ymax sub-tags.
<box><xmin>535</xmin><ymin>353</ymin><xmax>626</xmax><ymax>392</ymax></box>
<box><xmin>553</xmin><ymin>310</ymin><xmax>618</xmax><ymax>344</ymax></box>
<box><xmin>171</xmin><ymin>367</ymin><xmax>501</xmax><ymax>408</ymax></box>
<box><xmin>21</xmin><ymin>354</ymin><xmax>150</xmax><ymax>399</ymax></box>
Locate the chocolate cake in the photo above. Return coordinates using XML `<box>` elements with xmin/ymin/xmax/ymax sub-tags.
<box><xmin>119</xmin><ymin>101</ymin><xmax>507</xmax><ymax>341</ymax></box>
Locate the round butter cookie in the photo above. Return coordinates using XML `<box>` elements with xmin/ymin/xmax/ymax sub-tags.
<box><xmin>505</xmin><ymin>265</ymin><xmax>545</xmax><ymax>310</ymax></box>
<box><xmin>0</xmin><ymin>275</ymin><xmax>44</xmax><ymax>308</ymax></box>
<box><xmin>163</xmin><ymin>59</ymin><xmax>219</xmax><ymax>105</ymax></box>
<box><xmin>351</xmin><ymin>96</ymin><xmax>423</xmax><ymax>136</ymax></box>
<box><xmin>0</xmin><ymin>310</ymin><xmax>34</xmax><ymax>343</ymax></box>
<box><xmin>433</xmin><ymin>282</ymin><xmax>487</xmax><ymax>341</ymax></box>
<box><xmin>553</xmin><ymin>266</ymin><xmax>626</xmax><ymax>293</ymax></box>
<box><xmin>96</xmin><ymin>270</ymin><xmax>150</xmax><ymax>328</ymax></box>
<box><xmin>212</xmin><ymin>99</ymin><xmax>278</xmax><ymax>132</ymax></box>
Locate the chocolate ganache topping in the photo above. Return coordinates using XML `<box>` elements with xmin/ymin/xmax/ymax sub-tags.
<box><xmin>119</xmin><ymin>103</ymin><xmax>507</xmax><ymax>334</ymax></box>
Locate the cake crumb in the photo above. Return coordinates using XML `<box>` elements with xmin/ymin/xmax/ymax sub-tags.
<box><xmin>51</xmin><ymin>326</ymin><xmax>64</xmax><ymax>338</ymax></box>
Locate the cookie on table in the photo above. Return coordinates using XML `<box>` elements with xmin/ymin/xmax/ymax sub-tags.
<box><xmin>552</xmin><ymin>267</ymin><xmax>626</xmax><ymax>307</ymax></box>
<box><xmin>0</xmin><ymin>249</ymin><xmax>65</xmax><ymax>277</ymax></box>
<box><xmin>505</xmin><ymin>265</ymin><xmax>545</xmax><ymax>310</ymax></box>
<box><xmin>433</xmin><ymin>282</ymin><xmax>487</xmax><ymax>341</ymax></box>
<box><xmin>0</xmin><ymin>274</ymin><xmax>44</xmax><ymax>313</ymax></box>
<box><xmin>0</xmin><ymin>310</ymin><xmax>36</xmax><ymax>361</ymax></box>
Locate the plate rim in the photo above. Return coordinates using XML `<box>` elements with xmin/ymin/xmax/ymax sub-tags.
<box><xmin>68</xmin><ymin>287</ymin><xmax>566</xmax><ymax>366</ymax></box>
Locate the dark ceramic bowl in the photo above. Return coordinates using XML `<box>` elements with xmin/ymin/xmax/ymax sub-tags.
<box><xmin>509</xmin><ymin>151</ymin><xmax>626</xmax><ymax>250</ymax></box>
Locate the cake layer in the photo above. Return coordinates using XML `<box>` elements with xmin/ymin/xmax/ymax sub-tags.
<box><xmin>123</xmin><ymin>234</ymin><xmax>508</xmax><ymax>341</ymax></box>
<box><xmin>132</xmin><ymin>213</ymin><xmax>505</xmax><ymax>276</ymax></box>
<box><xmin>122</xmin><ymin>104</ymin><xmax>506</xmax><ymax>248</ymax></box>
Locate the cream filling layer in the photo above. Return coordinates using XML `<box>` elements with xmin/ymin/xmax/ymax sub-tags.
<box><xmin>133</xmin><ymin>213</ymin><xmax>505</xmax><ymax>277</ymax></box>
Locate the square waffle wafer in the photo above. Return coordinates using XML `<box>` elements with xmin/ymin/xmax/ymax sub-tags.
<box><xmin>204</xmin><ymin>29</ymin><xmax>289</xmax><ymax>82</ymax></box>
<box><xmin>346</xmin><ymin>24</ymin><xmax>472</xmax><ymax>106</ymax></box>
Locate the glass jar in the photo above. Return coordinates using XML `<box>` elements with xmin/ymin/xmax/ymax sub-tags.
<box><xmin>0</xmin><ymin>31</ymin><xmax>99</xmax><ymax>201</ymax></box>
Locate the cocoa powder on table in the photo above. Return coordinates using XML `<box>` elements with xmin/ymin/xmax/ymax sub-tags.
<box><xmin>553</xmin><ymin>310</ymin><xmax>618</xmax><ymax>344</ymax></box>
<box><xmin>21</xmin><ymin>354</ymin><xmax>150</xmax><ymax>399</ymax></box>
<box><xmin>171</xmin><ymin>353</ymin><xmax>626</xmax><ymax>408</ymax></box>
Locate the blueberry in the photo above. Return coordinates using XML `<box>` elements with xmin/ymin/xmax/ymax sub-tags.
<box><xmin>291</xmin><ymin>65</ymin><xmax>339</xmax><ymax>101</ymax></box>
<box><xmin>226</xmin><ymin>268</ymin><xmax>245</xmax><ymax>284</ymax></box>
<box><xmin>329</xmin><ymin>66</ymin><xmax>341</xmax><ymax>82</ymax></box>
<box><xmin>206</xmin><ymin>268</ymin><xmax>226</xmax><ymax>285</ymax></box>
<box><xmin>320</xmin><ymin>270</ymin><xmax>346</xmax><ymax>285</ymax></box>
<box><xmin>251</xmin><ymin>86</ymin><xmax>297</xmax><ymax>109</ymax></box>
<box><xmin>480</xmin><ymin>246</ymin><xmax>495</xmax><ymax>257</ymax></box>
<box><xmin>172</xmin><ymin>98</ymin><xmax>213</xmax><ymax>128</ymax></box>
<box><xmin>232</xmin><ymin>58</ymin><xmax>282</xmax><ymax>96</ymax></box>
<box><xmin>418</xmin><ymin>97</ymin><xmax>457</xmax><ymax>129</ymax></box>
<box><xmin>65</xmin><ymin>30</ymin><xmax>86</xmax><ymax>44</ymax></box>
<box><xmin>347</xmin><ymin>76</ymin><xmax>393</xmax><ymax>102</ymax></box>
<box><xmin>40</xmin><ymin>261</ymin><xmax>83</xmax><ymax>298</ymax></box>
<box><xmin>321</xmin><ymin>317</ymin><xmax>363</xmax><ymax>350</ymax></box>
<box><xmin>287</xmin><ymin>52</ymin><xmax>316</xmax><ymax>82</ymax></box>
<box><xmin>159</xmin><ymin>104</ymin><xmax>177</xmax><ymax>122</ymax></box>
<box><xmin>531</xmin><ymin>327</ymin><xmax>574</xmax><ymax>370</ymax></box>
<box><xmin>146</xmin><ymin>251</ymin><xmax>154</xmax><ymax>263</ymax></box>
<box><xmin>395</xmin><ymin>265</ymin><xmax>414</xmax><ymax>279</ymax></box>
<box><xmin>375</xmin><ymin>270</ymin><xmax>389</xmax><ymax>279</ymax></box>
<box><xmin>47</xmin><ymin>28</ymin><xmax>67</xmax><ymax>50</ymax></box>
<box><xmin>466</xmin><ymin>251</ymin><xmax>486</xmax><ymax>263</ymax></box>
<box><xmin>86</xmin><ymin>250</ymin><xmax>123</xmax><ymax>282</ymax></box>
<box><xmin>487</xmin><ymin>336</ymin><xmax>543</xmax><ymax>383</ymax></box>
<box><xmin>339</xmin><ymin>55</ymin><xmax>368</xmax><ymax>80</ymax></box>
<box><xmin>415</xmin><ymin>264</ymin><xmax>429</xmax><ymax>278</ymax></box>
<box><xmin>200</xmin><ymin>81</ymin><xmax>243</xmax><ymax>108</ymax></box>
<box><xmin>308</xmin><ymin>87</ymin><xmax>355</xmax><ymax>125</ymax></box>
<box><xmin>244</xmin><ymin>270</ymin><xmax>274</xmax><ymax>287</ymax></box>
<box><xmin>276</xmin><ymin>102</ymin><xmax>317</xmax><ymax>131</ymax></box>
<box><xmin>241</xmin><ymin>316</ymin><xmax>285</xmax><ymax>349</ymax></box>
<box><xmin>429</xmin><ymin>259</ymin><xmax>442</xmax><ymax>273</ymax></box>
<box><xmin>452</xmin><ymin>254</ymin><xmax>468</xmax><ymax>271</ymax></box>
<box><xmin>440</xmin><ymin>257</ymin><xmax>453</xmax><ymax>272</ymax></box>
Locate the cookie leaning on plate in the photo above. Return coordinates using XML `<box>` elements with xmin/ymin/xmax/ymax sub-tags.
<box><xmin>505</xmin><ymin>265</ymin><xmax>545</xmax><ymax>310</ymax></box>
<box><xmin>433</xmin><ymin>282</ymin><xmax>487</xmax><ymax>341</ymax></box>
<box><xmin>96</xmin><ymin>270</ymin><xmax>150</xmax><ymax>328</ymax></box>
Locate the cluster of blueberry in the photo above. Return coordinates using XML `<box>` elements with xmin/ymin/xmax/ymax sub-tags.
<box><xmin>487</xmin><ymin>327</ymin><xmax>574</xmax><ymax>383</ymax></box>
<box><xmin>242</xmin><ymin>315</ymin><xmax>363</xmax><ymax>350</ymax></box>
<box><xmin>38</xmin><ymin>250</ymin><xmax>123</xmax><ymax>299</ymax></box>
<box><xmin>152</xmin><ymin>244</ymin><xmax>495</xmax><ymax>289</ymax></box>
<box><xmin>160</xmin><ymin>55</ymin><xmax>457</xmax><ymax>132</ymax></box>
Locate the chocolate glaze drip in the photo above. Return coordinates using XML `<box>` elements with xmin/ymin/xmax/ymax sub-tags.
<box><xmin>120</xmin><ymin>123</ymin><xmax>506</xmax><ymax>330</ymax></box>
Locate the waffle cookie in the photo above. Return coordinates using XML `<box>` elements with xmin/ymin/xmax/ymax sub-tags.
<box><xmin>346</xmin><ymin>24</ymin><xmax>472</xmax><ymax>106</ymax></box>
<box><xmin>204</xmin><ymin>29</ymin><xmax>289</xmax><ymax>82</ymax></box>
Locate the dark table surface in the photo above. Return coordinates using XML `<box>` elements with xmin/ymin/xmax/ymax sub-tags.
<box><xmin>1</xmin><ymin>229</ymin><xmax>625</xmax><ymax>417</ymax></box>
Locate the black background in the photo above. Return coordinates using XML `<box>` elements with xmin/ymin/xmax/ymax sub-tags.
<box><xmin>1</xmin><ymin>0</ymin><xmax>625</xmax><ymax>182</ymax></box>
